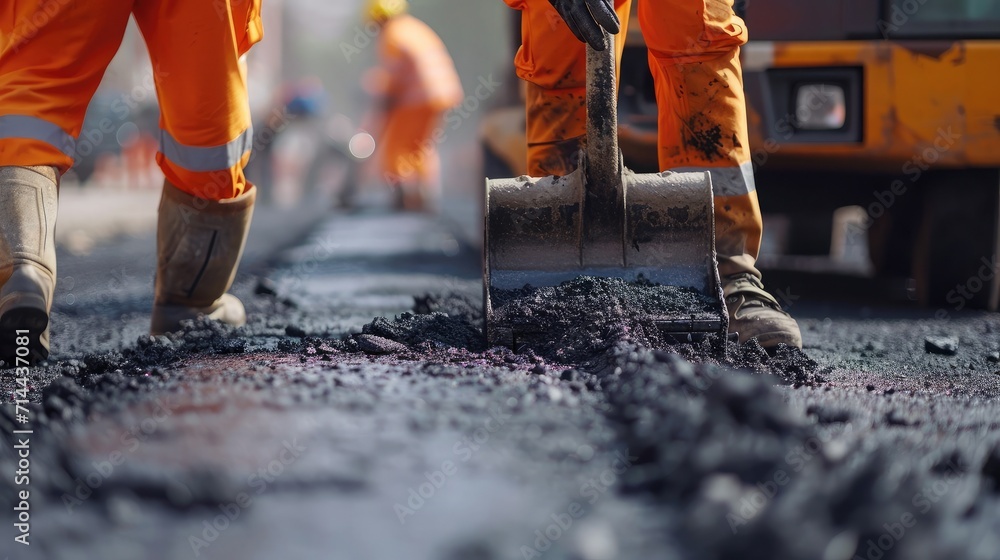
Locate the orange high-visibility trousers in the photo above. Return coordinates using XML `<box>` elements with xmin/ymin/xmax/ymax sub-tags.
<box><xmin>505</xmin><ymin>0</ymin><xmax>763</xmax><ymax>278</ymax></box>
<box><xmin>379</xmin><ymin>104</ymin><xmax>444</xmax><ymax>188</ymax></box>
<box><xmin>0</xmin><ymin>0</ymin><xmax>262</xmax><ymax>200</ymax></box>
<box><xmin>369</xmin><ymin>14</ymin><xmax>462</xmax><ymax>202</ymax></box>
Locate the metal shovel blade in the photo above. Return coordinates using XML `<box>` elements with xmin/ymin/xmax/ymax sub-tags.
<box><xmin>483</xmin><ymin>32</ymin><xmax>728</xmax><ymax>349</ymax></box>
<box><xmin>484</xmin><ymin>165</ymin><xmax>727</xmax><ymax>348</ymax></box>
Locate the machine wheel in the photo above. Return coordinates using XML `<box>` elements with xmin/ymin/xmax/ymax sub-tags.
<box><xmin>867</xmin><ymin>185</ymin><xmax>922</xmax><ymax>279</ymax></box>
<box><xmin>914</xmin><ymin>169</ymin><xmax>1000</xmax><ymax>311</ymax></box>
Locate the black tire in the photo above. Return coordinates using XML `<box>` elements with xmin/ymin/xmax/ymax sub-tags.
<box><xmin>915</xmin><ymin>169</ymin><xmax>1000</xmax><ymax>311</ymax></box>
<box><xmin>867</xmin><ymin>184</ymin><xmax>923</xmax><ymax>279</ymax></box>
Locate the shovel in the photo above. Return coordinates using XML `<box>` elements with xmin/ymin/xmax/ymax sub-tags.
<box><xmin>483</xmin><ymin>31</ymin><xmax>728</xmax><ymax>349</ymax></box>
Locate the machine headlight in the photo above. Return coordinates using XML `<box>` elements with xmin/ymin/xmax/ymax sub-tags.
<box><xmin>794</xmin><ymin>84</ymin><xmax>847</xmax><ymax>130</ymax></box>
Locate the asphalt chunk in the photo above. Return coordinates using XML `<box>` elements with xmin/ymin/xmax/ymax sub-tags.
<box><xmin>354</xmin><ymin>334</ymin><xmax>408</xmax><ymax>355</ymax></box>
<box><xmin>925</xmin><ymin>336</ymin><xmax>959</xmax><ymax>355</ymax></box>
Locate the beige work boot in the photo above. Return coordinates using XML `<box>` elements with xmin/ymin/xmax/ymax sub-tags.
<box><xmin>150</xmin><ymin>181</ymin><xmax>255</xmax><ymax>335</ymax></box>
<box><xmin>712</xmin><ymin>189</ymin><xmax>801</xmax><ymax>350</ymax></box>
<box><xmin>0</xmin><ymin>166</ymin><xmax>59</xmax><ymax>366</ymax></box>
<box><xmin>723</xmin><ymin>272</ymin><xmax>802</xmax><ymax>349</ymax></box>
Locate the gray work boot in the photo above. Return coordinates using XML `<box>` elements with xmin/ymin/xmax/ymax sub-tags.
<box><xmin>150</xmin><ymin>181</ymin><xmax>255</xmax><ymax>335</ymax></box>
<box><xmin>0</xmin><ymin>166</ymin><xmax>59</xmax><ymax>366</ymax></box>
<box><xmin>723</xmin><ymin>272</ymin><xmax>802</xmax><ymax>349</ymax></box>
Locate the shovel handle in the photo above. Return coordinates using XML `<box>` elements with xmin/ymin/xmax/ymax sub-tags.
<box><xmin>581</xmin><ymin>30</ymin><xmax>625</xmax><ymax>267</ymax></box>
<box><xmin>585</xmin><ymin>31</ymin><xmax>621</xmax><ymax>203</ymax></box>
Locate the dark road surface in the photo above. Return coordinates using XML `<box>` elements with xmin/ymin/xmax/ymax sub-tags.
<box><xmin>3</xmin><ymin>201</ymin><xmax>1000</xmax><ymax>560</ymax></box>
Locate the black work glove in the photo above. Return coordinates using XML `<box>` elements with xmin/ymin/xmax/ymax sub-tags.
<box><xmin>548</xmin><ymin>0</ymin><xmax>621</xmax><ymax>51</ymax></box>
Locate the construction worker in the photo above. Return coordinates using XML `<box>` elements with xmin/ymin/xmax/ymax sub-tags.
<box><xmin>0</xmin><ymin>0</ymin><xmax>262</xmax><ymax>365</ymax></box>
<box><xmin>505</xmin><ymin>0</ymin><xmax>802</xmax><ymax>349</ymax></box>
<box><xmin>360</xmin><ymin>0</ymin><xmax>463</xmax><ymax>212</ymax></box>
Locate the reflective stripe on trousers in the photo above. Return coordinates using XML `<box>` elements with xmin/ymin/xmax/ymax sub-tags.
<box><xmin>671</xmin><ymin>161</ymin><xmax>757</xmax><ymax>197</ymax></box>
<box><xmin>159</xmin><ymin>127</ymin><xmax>253</xmax><ymax>173</ymax></box>
<box><xmin>0</xmin><ymin>115</ymin><xmax>76</xmax><ymax>159</ymax></box>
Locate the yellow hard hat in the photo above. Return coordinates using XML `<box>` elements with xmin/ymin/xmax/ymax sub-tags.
<box><xmin>367</xmin><ymin>0</ymin><xmax>408</xmax><ymax>22</ymax></box>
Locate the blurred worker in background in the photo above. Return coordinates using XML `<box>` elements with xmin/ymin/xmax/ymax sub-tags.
<box><xmin>0</xmin><ymin>0</ymin><xmax>262</xmax><ymax>364</ymax></box>
<box><xmin>245</xmin><ymin>77</ymin><xmax>327</xmax><ymax>201</ymax></box>
<box><xmin>360</xmin><ymin>0</ymin><xmax>463</xmax><ymax>212</ymax></box>
<box><xmin>504</xmin><ymin>0</ymin><xmax>802</xmax><ymax>349</ymax></box>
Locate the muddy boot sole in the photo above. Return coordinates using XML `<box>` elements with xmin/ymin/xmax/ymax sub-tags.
<box><xmin>0</xmin><ymin>306</ymin><xmax>50</xmax><ymax>367</ymax></box>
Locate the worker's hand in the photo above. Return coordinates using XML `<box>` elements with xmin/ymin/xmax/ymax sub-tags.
<box><xmin>548</xmin><ymin>0</ymin><xmax>620</xmax><ymax>51</ymax></box>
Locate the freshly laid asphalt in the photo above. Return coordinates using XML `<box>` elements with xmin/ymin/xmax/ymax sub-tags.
<box><xmin>3</xmin><ymin>200</ymin><xmax>1000</xmax><ymax>560</ymax></box>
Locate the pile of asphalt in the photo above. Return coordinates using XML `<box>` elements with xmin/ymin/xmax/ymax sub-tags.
<box><xmin>0</xmin><ymin>275</ymin><xmax>821</xmax><ymax>404</ymax></box>
<box><xmin>338</xmin><ymin>289</ymin><xmax>996</xmax><ymax>559</ymax></box>
<box><xmin>488</xmin><ymin>276</ymin><xmax>720</xmax><ymax>364</ymax></box>
<box><xmin>363</xmin><ymin>278</ymin><xmax>825</xmax><ymax>387</ymax></box>
<box><xmin>0</xmin><ymin>317</ymin><xmax>242</xmax><ymax>407</ymax></box>
<box><xmin>597</xmin><ymin>346</ymin><xmax>987</xmax><ymax>560</ymax></box>
<box><xmin>6</xmin><ymin>279</ymin><xmax>1000</xmax><ymax>559</ymax></box>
